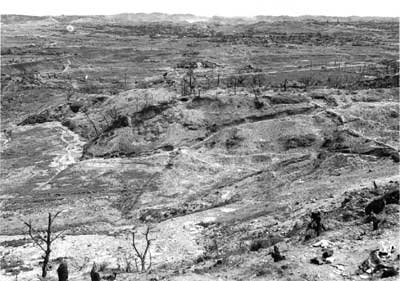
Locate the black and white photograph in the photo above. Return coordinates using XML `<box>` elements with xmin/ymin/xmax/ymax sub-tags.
<box><xmin>0</xmin><ymin>1</ymin><xmax>399</xmax><ymax>280</ymax></box>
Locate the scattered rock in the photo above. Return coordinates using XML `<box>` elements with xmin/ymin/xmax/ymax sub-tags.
<box><xmin>358</xmin><ymin>245</ymin><xmax>397</xmax><ymax>276</ymax></box>
<box><xmin>310</xmin><ymin>257</ymin><xmax>324</xmax><ymax>265</ymax></box>
<box><xmin>69</xmin><ymin>101</ymin><xmax>83</xmax><ymax>113</ymax></box>
<box><xmin>381</xmin><ymin>267</ymin><xmax>399</xmax><ymax>278</ymax></box>
<box><xmin>379</xmin><ymin>242</ymin><xmax>395</xmax><ymax>258</ymax></box>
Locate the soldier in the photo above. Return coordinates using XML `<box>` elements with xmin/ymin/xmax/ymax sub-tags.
<box><xmin>365</xmin><ymin>198</ymin><xmax>386</xmax><ymax>215</ymax></box>
<box><xmin>308</xmin><ymin>211</ymin><xmax>327</xmax><ymax>237</ymax></box>
<box><xmin>369</xmin><ymin>213</ymin><xmax>381</xmax><ymax>231</ymax></box>
<box><xmin>57</xmin><ymin>259</ymin><xmax>68</xmax><ymax>281</ymax></box>
<box><xmin>269</xmin><ymin>245</ymin><xmax>286</xmax><ymax>262</ymax></box>
<box><xmin>283</xmin><ymin>79</ymin><xmax>288</xmax><ymax>91</ymax></box>
<box><xmin>90</xmin><ymin>262</ymin><xmax>100</xmax><ymax>281</ymax></box>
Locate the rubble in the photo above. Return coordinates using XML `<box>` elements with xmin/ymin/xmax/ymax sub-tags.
<box><xmin>358</xmin><ymin>243</ymin><xmax>398</xmax><ymax>277</ymax></box>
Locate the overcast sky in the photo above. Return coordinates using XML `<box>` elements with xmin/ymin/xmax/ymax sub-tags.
<box><xmin>2</xmin><ymin>0</ymin><xmax>399</xmax><ymax>17</ymax></box>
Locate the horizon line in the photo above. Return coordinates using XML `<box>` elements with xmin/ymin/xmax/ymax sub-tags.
<box><xmin>2</xmin><ymin>12</ymin><xmax>398</xmax><ymax>19</ymax></box>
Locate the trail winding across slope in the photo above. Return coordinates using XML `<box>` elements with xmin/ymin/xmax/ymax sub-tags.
<box><xmin>43</xmin><ymin>122</ymin><xmax>86</xmax><ymax>187</ymax></box>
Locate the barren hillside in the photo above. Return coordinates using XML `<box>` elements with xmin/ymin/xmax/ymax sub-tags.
<box><xmin>1</xmin><ymin>14</ymin><xmax>399</xmax><ymax>281</ymax></box>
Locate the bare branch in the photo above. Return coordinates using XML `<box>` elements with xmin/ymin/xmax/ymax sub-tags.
<box><xmin>131</xmin><ymin>232</ymin><xmax>142</xmax><ymax>259</ymax></box>
<box><xmin>142</xmin><ymin>226</ymin><xmax>151</xmax><ymax>263</ymax></box>
<box><xmin>134</xmin><ymin>258</ymin><xmax>138</xmax><ymax>272</ymax></box>
<box><xmin>23</xmin><ymin>220</ymin><xmax>47</xmax><ymax>248</ymax></box>
<box><xmin>83</xmin><ymin>111</ymin><xmax>100</xmax><ymax>137</ymax></box>
<box><xmin>148</xmin><ymin>250</ymin><xmax>152</xmax><ymax>271</ymax></box>
<box><xmin>30</xmin><ymin>237</ymin><xmax>46</xmax><ymax>252</ymax></box>
<box><xmin>52</xmin><ymin>210</ymin><xmax>63</xmax><ymax>221</ymax></box>
<box><xmin>51</xmin><ymin>230</ymin><xmax>66</xmax><ymax>243</ymax></box>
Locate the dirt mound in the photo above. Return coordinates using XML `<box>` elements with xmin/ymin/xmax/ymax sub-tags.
<box><xmin>266</xmin><ymin>93</ymin><xmax>309</xmax><ymax>105</ymax></box>
<box><xmin>187</xmin><ymin>96</ymin><xmax>225</xmax><ymax>109</ymax></box>
<box><xmin>322</xmin><ymin>129</ymin><xmax>399</xmax><ymax>161</ymax></box>
<box><xmin>18</xmin><ymin>105</ymin><xmax>73</xmax><ymax>126</ymax></box>
<box><xmin>328</xmin><ymin>180</ymin><xmax>399</xmax><ymax>225</ymax></box>
<box><xmin>353</xmin><ymin>74</ymin><xmax>399</xmax><ymax>89</ymax></box>
<box><xmin>131</xmin><ymin>102</ymin><xmax>173</xmax><ymax>126</ymax></box>
<box><xmin>280</xmin><ymin>134</ymin><xmax>317</xmax><ymax>150</ymax></box>
<box><xmin>176</xmin><ymin>60</ymin><xmax>218</xmax><ymax>69</ymax></box>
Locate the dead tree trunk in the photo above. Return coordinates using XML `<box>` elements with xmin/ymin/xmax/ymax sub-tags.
<box><xmin>23</xmin><ymin>212</ymin><xmax>65</xmax><ymax>277</ymax></box>
<box><xmin>189</xmin><ymin>73</ymin><xmax>192</xmax><ymax>94</ymax></box>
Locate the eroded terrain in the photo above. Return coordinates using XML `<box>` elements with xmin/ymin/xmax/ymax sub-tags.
<box><xmin>1</xmin><ymin>14</ymin><xmax>399</xmax><ymax>281</ymax></box>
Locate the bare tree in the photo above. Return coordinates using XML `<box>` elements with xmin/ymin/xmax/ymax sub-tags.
<box><xmin>187</xmin><ymin>70</ymin><xmax>195</xmax><ymax>95</ymax></box>
<box><xmin>299</xmin><ymin>76</ymin><xmax>315</xmax><ymax>90</ymax></box>
<box><xmin>23</xmin><ymin>211</ymin><xmax>65</xmax><ymax>277</ymax></box>
<box><xmin>181</xmin><ymin>69</ymin><xmax>196</xmax><ymax>96</ymax></box>
<box><xmin>228</xmin><ymin>76</ymin><xmax>238</xmax><ymax>95</ymax></box>
<box><xmin>131</xmin><ymin>226</ymin><xmax>153</xmax><ymax>272</ymax></box>
<box><xmin>124</xmin><ymin>73</ymin><xmax>128</xmax><ymax>89</ymax></box>
<box><xmin>181</xmin><ymin>78</ymin><xmax>187</xmax><ymax>95</ymax></box>
<box><xmin>205</xmin><ymin>75</ymin><xmax>212</xmax><ymax>89</ymax></box>
<box><xmin>282</xmin><ymin>79</ymin><xmax>288</xmax><ymax>91</ymax></box>
<box><xmin>82</xmin><ymin>107</ymin><xmax>100</xmax><ymax>137</ymax></box>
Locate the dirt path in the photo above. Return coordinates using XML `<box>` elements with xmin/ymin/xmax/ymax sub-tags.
<box><xmin>40</xmin><ymin>122</ymin><xmax>86</xmax><ymax>189</ymax></box>
<box><xmin>212</xmin><ymin>62</ymin><xmax>375</xmax><ymax>80</ymax></box>
<box><xmin>51</xmin><ymin>124</ymin><xmax>85</xmax><ymax>171</ymax></box>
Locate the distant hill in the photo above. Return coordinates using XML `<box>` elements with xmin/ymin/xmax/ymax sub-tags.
<box><xmin>106</xmin><ymin>13</ymin><xmax>209</xmax><ymax>23</ymax></box>
<box><xmin>1</xmin><ymin>13</ymin><xmax>397</xmax><ymax>25</ymax></box>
